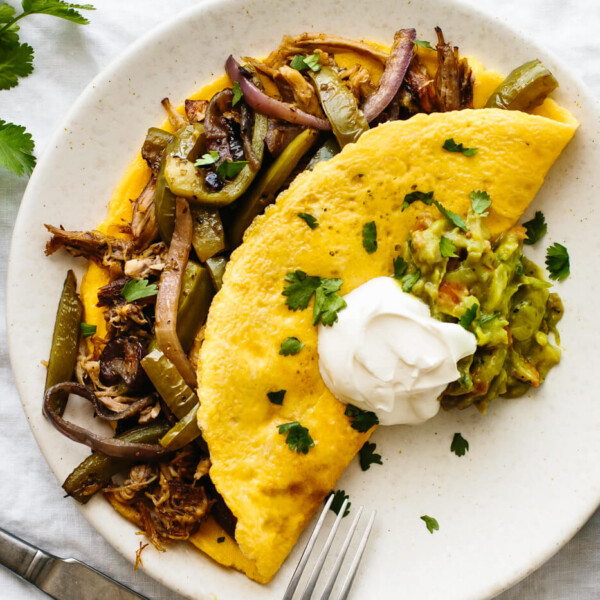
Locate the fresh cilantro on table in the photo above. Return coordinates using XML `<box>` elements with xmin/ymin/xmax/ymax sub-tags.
<box><xmin>523</xmin><ymin>211</ymin><xmax>547</xmax><ymax>245</ymax></box>
<box><xmin>327</xmin><ymin>489</ymin><xmax>351</xmax><ymax>517</ymax></box>
<box><xmin>393</xmin><ymin>256</ymin><xmax>407</xmax><ymax>280</ymax></box>
<box><xmin>0</xmin><ymin>40</ymin><xmax>33</xmax><ymax>90</ymax></box>
<box><xmin>79</xmin><ymin>322</ymin><xmax>96</xmax><ymax>337</ymax></box>
<box><xmin>413</xmin><ymin>39</ymin><xmax>434</xmax><ymax>50</ymax></box>
<box><xmin>433</xmin><ymin>200</ymin><xmax>467</xmax><ymax>231</ymax></box>
<box><xmin>121</xmin><ymin>278</ymin><xmax>158</xmax><ymax>302</ymax></box>
<box><xmin>290</xmin><ymin>53</ymin><xmax>321</xmax><ymax>72</ymax></box>
<box><xmin>362</xmin><ymin>221</ymin><xmax>377</xmax><ymax>253</ymax></box>
<box><xmin>267</xmin><ymin>390</ymin><xmax>286</xmax><ymax>405</ymax></box>
<box><xmin>277</xmin><ymin>421</ymin><xmax>314</xmax><ymax>454</ymax></box>
<box><xmin>443</xmin><ymin>138</ymin><xmax>477</xmax><ymax>156</ymax></box>
<box><xmin>470</xmin><ymin>190</ymin><xmax>491</xmax><ymax>216</ymax></box>
<box><xmin>420</xmin><ymin>515</ymin><xmax>439</xmax><ymax>534</ymax></box>
<box><xmin>401</xmin><ymin>269</ymin><xmax>420</xmax><ymax>293</ymax></box>
<box><xmin>0</xmin><ymin>120</ymin><xmax>35</xmax><ymax>176</ymax></box>
<box><xmin>298</xmin><ymin>212</ymin><xmax>318</xmax><ymax>229</ymax></box>
<box><xmin>216</xmin><ymin>159</ymin><xmax>248</xmax><ymax>180</ymax></box>
<box><xmin>439</xmin><ymin>236</ymin><xmax>458</xmax><ymax>258</ymax></box>
<box><xmin>194</xmin><ymin>151</ymin><xmax>219</xmax><ymax>167</ymax></box>
<box><xmin>344</xmin><ymin>404</ymin><xmax>379</xmax><ymax>433</ymax></box>
<box><xmin>231</xmin><ymin>80</ymin><xmax>243</xmax><ymax>106</ymax></box>
<box><xmin>401</xmin><ymin>190</ymin><xmax>434</xmax><ymax>211</ymax></box>
<box><xmin>545</xmin><ymin>243</ymin><xmax>570</xmax><ymax>281</ymax></box>
<box><xmin>450</xmin><ymin>432</ymin><xmax>469</xmax><ymax>457</ymax></box>
<box><xmin>279</xmin><ymin>336</ymin><xmax>304</xmax><ymax>356</ymax></box>
<box><xmin>358</xmin><ymin>441</ymin><xmax>382</xmax><ymax>471</ymax></box>
<box><xmin>458</xmin><ymin>303</ymin><xmax>478</xmax><ymax>329</ymax></box>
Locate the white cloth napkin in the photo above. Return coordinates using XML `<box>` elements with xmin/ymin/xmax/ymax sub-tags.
<box><xmin>1</xmin><ymin>1</ymin><xmax>598</xmax><ymax>598</ymax></box>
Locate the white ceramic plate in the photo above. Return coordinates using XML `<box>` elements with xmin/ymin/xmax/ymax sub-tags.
<box><xmin>7</xmin><ymin>0</ymin><xmax>600</xmax><ymax>598</ymax></box>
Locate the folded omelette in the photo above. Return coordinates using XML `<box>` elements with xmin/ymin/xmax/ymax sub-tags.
<box><xmin>194</xmin><ymin>107</ymin><xmax>577</xmax><ymax>582</ymax></box>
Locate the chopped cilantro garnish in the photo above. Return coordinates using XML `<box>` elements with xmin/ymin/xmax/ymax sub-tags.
<box><xmin>421</xmin><ymin>515</ymin><xmax>439</xmax><ymax>534</ymax></box>
<box><xmin>479</xmin><ymin>312</ymin><xmax>500</xmax><ymax>325</ymax></box>
<box><xmin>231</xmin><ymin>81</ymin><xmax>243</xmax><ymax>107</ymax></box>
<box><xmin>450</xmin><ymin>432</ymin><xmax>469</xmax><ymax>457</ymax></box>
<box><xmin>194</xmin><ymin>150</ymin><xmax>219</xmax><ymax>167</ymax></box>
<box><xmin>393</xmin><ymin>256</ymin><xmax>408</xmax><ymax>280</ymax></box>
<box><xmin>402</xmin><ymin>190</ymin><xmax>434</xmax><ymax>211</ymax></box>
<box><xmin>279</xmin><ymin>337</ymin><xmax>304</xmax><ymax>356</ymax></box>
<box><xmin>443</xmin><ymin>138</ymin><xmax>477</xmax><ymax>156</ymax></box>
<box><xmin>121</xmin><ymin>278</ymin><xmax>158</xmax><ymax>302</ymax></box>
<box><xmin>216</xmin><ymin>159</ymin><xmax>248</xmax><ymax>180</ymax></box>
<box><xmin>282</xmin><ymin>270</ymin><xmax>322</xmax><ymax>310</ymax></box>
<box><xmin>344</xmin><ymin>404</ymin><xmax>379</xmax><ymax>432</ymax></box>
<box><xmin>217</xmin><ymin>536</ymin><xmax>225</xmax><ymax>543</ymax></box>
<box><xmin>439</xmin><ymin>236</ymin><xmax>458</xmax><ymax>258</ymax></box>
<box><xmin>277</xmin><ymin>421</ymin><xmax>314</xmax><ymax>454</ymax></box>
<box><xmin>413</xmin><ymin>39</ymin><xmax>434</xmax><ymax>50</ymax></box>
<box><xmin>545</xmin><ymin>243</ymin><xmax>570</xmax><ymax>281</ymax></box>
<box><xmin>358</xmin><ymin>441</ymin><xmax>382</xmax><ymax>471</ymax></box>
<box><xmin>327</xmin><ymin>489</ymin><xmax>351</xmax><ymax>517</ymax></box>
<box><xmin>470</xmin><ymin>190</ymin><xmax>491</xmax><ymax>216</ymax></box>
<box><xmin>362</xmin><ymin>221</ymin><xmax>377</xmax><ymax>254</ymax></box>
<box><xmin>459</xmin><ymin>304</ymin><xmax>478</xmax><ymax>329</ymax></box>
<box><xmin>290</xmin><ymin>53</ymin><xmax>321</xmax><ymax>72</ymax></box>
<box><xmin>401</xmin><ymin>269</ymin><xmax>420</xmax><ymax>293</ymax></box>
<box><xmin>523</xmin><ymin>211</ymin><xmax>547</xmax><ymax>245</ymax></box>
<box><xmin>298</xmin><ymin>212</ymin><xmax>318</xmax><ymax>229</ymax></box>
<box><xmin>267</xmin><ymin>390</ymin><xmax>286</xmax><ymax>405</ymax></box>
<box><xmin>433</xmin><ymin>200</ymin><xmax>467</xmax><ymax>231</ymax></box>
<box><xmin>79</xmin><ymin>322</ymin><xmax>96</xmax><ymax>337</ymax></box>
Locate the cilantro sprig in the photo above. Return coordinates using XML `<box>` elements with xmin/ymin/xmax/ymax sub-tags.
<box><xmin>523</xmin><ymin>211</ymin><xmax>547</xmax><ymax>245</ymax></box>
<box><xmin>359</xmin><ymin>441</ymin><xmax>382</xmax><ymax>471</ymax></box>
<box><xmin>231</xmin><ymin>81</ymin><xmax>243</xmax><ymax>107</ymax></box>
<box><xmin>393</xmin><ymin>256</ymin><xmax>407</xmax><ymax>280</ymax></box>
<box><xmin>401</xmin><ymin>190</ymin><xmax>467</xmax><ymax>231</ymax></box>
<box><xmin>545</xmin><ymin>243</ymin><xmax>570</xmax><ymax>281</ymax></box>
<box><xmin>401</xmin><ymin>269</ymin><xmax>420</xmax><ymax>292</ymax></box>
<box><xmin>402</xmin><ymin>190</ymin><xmax>433</xmax><ymax>211</ymax></box>
<box><xmin>121</xmin><ymin>278</ymin><xmax>158</xmax><ymax>302</ymax></box>
<box><xmin>277</xmin><ymin>421</ymin><xmax>314</xmax><ymax>454</ymax></box>
<box><xmin>458</xmin><ymin>303</ymin><xmax>478</xmax><ymax>329</ymax></box>
<box><xmin>194</xmin><ymin>151</ymin><xmax>219</xmax><ymax>167</ymax></box>
<box><xmin>413</xmin><ymin>39</ymin><xmax>434</xmax><ymax>50</ymax></box>
<box><xmin>362</xmin><ymin>221</ymin><xmax>377</xmax><ymax>253</ymax></box>
<box><xmin>290</xmin><ymin>53</ymin><xmax>321</xmax><ymax>72</ymax></box>
<box><xmin>450</xmin><ymin>433</ymin><xmax>469</xmax><ymax>457</ymax></box>
<box><xmin>279</xmin><ymin>337</ymin><xmax>304</xmax><ymax>356</ymax></box>
<box><xmin>440</xmin><ymin>236</ymin><xmax>458</xmax><ymax>258</ymax></box>
<box><xmin>267</xmin><ymin>390</ymin><xmax>286</xmax><ymax>405</ymax></box>
<box><xmin>470</xmin><ymin>190</ymin><xmax>491</xmax><ymax>216</ymax></box>
<box><xmin>327</xmin><ymin>489</ymin><xmax>351</xmax><ymax>517</ymax></box>
<box><xmin>443</xmin><ymin>138</ymin><xmax>477</xmax><ymax>157</ymax></box>
<box><xmin>216</xmin><ymin>159</ymin><xmax>248</xmax><ymax>180</ymax></box>
<box><xmin>344</xmin><ymin>404</ymin><xmax>379</xmax><ymax>432</ymax></box>
<box><xmin>298</xmin><ymin>212</ymin><xmax>318</xmax><ymax>229</ymax></box>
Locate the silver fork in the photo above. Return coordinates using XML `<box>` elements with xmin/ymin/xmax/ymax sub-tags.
<box><xmin>283</xmin><ymin>495</ymin><xmax>376</xmax><ymax>600</ymax></box>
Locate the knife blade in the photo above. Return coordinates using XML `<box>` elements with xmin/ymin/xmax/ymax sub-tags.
<box><xmin>0</xmin><ymin>526</ymin><xmax>147</xmax><ymax>600</ymax></box>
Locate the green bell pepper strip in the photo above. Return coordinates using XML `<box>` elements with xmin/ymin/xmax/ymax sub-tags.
<box><xmin>309</xmin><ymin>66</ymin><xmax>369</xmax><ymax>148</ymax></box>
<box><xmin>45</xmin><ymin>270</ymin><xmax>82</xmax><ymax>416</ymax></box>
<box><xmin>62</xmin><ymin>421</ymin><xmax>170</xmax><ymax>504</ymax></box>
<box><xmin>141</xmin><ymin>127</ymin><xmax>172</xmax><ymax>173</ymax></box>
<box><xmin>206</xmin><ymin>256</ymin><xmax>228</xmax><ymax>291</ymax></box>
<box><xmin>228</xmin><ymin>128</ymin><xmax>320</xmax><ymax>248</ymax></box>
<box><xmin>140</xmin><ymin>348</ymin><xmax>198</xmax><ymax>419</ymax></box>
<box><xmin>191</xmin><ymin>206</ymin><xmax>226</xmax><ymax>262</ymax></box>
<box><xmin>160</xmin><ymin>406</ymin><xmax>201</xmax><ymax>450</ymax></box>
<box><xmin>307</xmin><ymin>136</ymin><xmax>340</xmax><ymax>170</ymax></box>
<box><xmin>164</xmin><ymin>112</ymin><xmax>268</xmax><ymax>207</ymax></box>
<box><xmin>176</xmin><ymin>260</ymin><xmax>215</xmax><ymax>352</ymax></box>
<box><xmin>156</xmin><ymin>123</ymin><xmax>206</xmax><ymax>243</ymax></box>
<box><xmin>485</xmin><ymin>59</ymin><xmax>558</xmax><ymax>112</ymax></box>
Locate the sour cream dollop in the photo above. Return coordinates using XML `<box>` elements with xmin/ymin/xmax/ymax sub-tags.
<box><xmin>318</xmin><ymin>277</ymin><xmax>476</xmax><ymax>425</ymax></box>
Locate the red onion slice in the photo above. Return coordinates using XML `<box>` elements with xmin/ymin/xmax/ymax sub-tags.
<box><xmin>361</xmin><ymin>28</ymin><xmax>416</xmax><ymax>123</ymax></box>
<box><xmin>43</xmin><ymin>382</ymin><xmax>169</xmax><ymax>460</ymax></box>
<box><xmin>155</xmin><ymin>197</ymin><xmax>197</xmax><ymax>389</ymax></box>
<box><xmin>225</xmin><ymin>55</ymin><xmax>331</xmax><ymax>131</ymax></box>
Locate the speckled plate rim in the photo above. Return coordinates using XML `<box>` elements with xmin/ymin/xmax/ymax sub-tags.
<box><xmin>7</xmin><ymin>0</ymin><xmax>600</xmax><ymax>598</ymax></box>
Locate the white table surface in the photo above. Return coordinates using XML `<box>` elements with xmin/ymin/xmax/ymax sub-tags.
<box><xmin>1</xmin><ymin>1</ymin><xmax>598</xmax><ymax>598</ymax></box>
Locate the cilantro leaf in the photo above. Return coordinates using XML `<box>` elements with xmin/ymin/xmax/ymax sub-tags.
<box><xmin>290</xmin><ymin>53</ymin><xmax>321</xmax><ymax>72</ymax></box>
<box><xmin>298</xmin><ymin>212</ymin><xmax>318</xmax><ymax>229</ymax></box>
<box><xmin>0</xmin><ymin>41</ymin><xmax>34</xmax><ymax>90</ymax></box>
<box><xmin>0</xmin><ymin>4</ymin><xmax>16</xmax><ymax>22</ymax></box>
<box><xmin>433</xmin><ymin>200</ymin><xmax>467</xmax><ymax>231</ymax></box>
<box><xmin>450</xmin><ymin>432</ymin><xmax>469</xmax><ymax>457</ymax></box>
<box><xmin>267</xmin><ymin>390</ymin><xmax>286</xmax><ymax>405</ymax></box>
<box><xmin>289</xmin><ymin>54</ymin><xmax>306</xmax><ymax>70</ymax></box>
<box><xmin>470</xmin><ymin>190</ymin><xmax>491</xmax><ymax>216</ymax></box>
<box><xmin>402</xmin><ymin>190</ymin><xmax>434</xmax><ymax>211</ymax></box>
<box><xmin>21</xmin><ymin>1</ymin><xmax>95</xmax><ymax>25</ymax></box>
<box><xmin>401</xmin><ymin>269</ymin><xmax>420</xmax><ymax>293</ymax></box>
<box><xmin>362</xmin><ymin>221</ymin><xmax>377</xmax><ymax>254</ymax></box>
<box><xmin>545</xmin><ymin>243</ymin><xmax>570</xmax><ymax>281</ymax></box>
<box><xmin>421</xmin><ymin>515</ymin><xmax>439</xmax><ymax>534</ymax></box>
<box><xmin>393</xmin><ymin>256</ymin><xmax>407</xmax><ymax>280</ymax></box>
<box><xmin>523</xmin><ymin>211</ymin><xmax>547</xmax><ymax>245</ymax></box>
<box><xmin>277</xmin><ymin>421</ymin><xmax>314</xmax><ymax>454</ymax></box>
<box><xmin>216</xmin><ymin>159</ymin><xmax>248</xmax><ymax>180</ymax></box>
<box><xmin>479</xmin><ymin>312</ymin><xmax>500</xmax><ymax>325</ymax></box>
<box><xmin>458</xmin><ymin>303</ymin><xmax>478</xmax><ymax>329</ymax></box>
<box><xmin>0</xmin><ymin>119</ymin><xmax>35</xmax><ymax>176</ymax></box>
<box><xmin>279</xmin><ymin>337</ymin><xmax>304</xmax><ymax>356</ymax></box>
<box><xmin>194</xmin><ymin>151</ymin><xmax>219</xmax><ymax>167</ymax></box>
<box><xmin>231</xmin><ymin>80</ymin><xmax>243</xmax><ymax>107</ymax></box>
<box><xmin>121</xmin><ymin>278</ymin><xmax>158</xmax><ymax>302</ymax></box>
<box><xmin>314</xmin><ymin>280</ymin><xmax>346</xmax><ymax>326</ymax></box>
<box><xmin>443</xmin><ymin>138</ymin><xmax>477</xmax><ymax>156</ymax></box>
<box><xmin>282</xmin><ymin>270</ymin><xmax>321</xmax><ymax>311</ymax></box>
<box><xmin>439</xmin><ymin>236</ymin><xmax>458</xmax><ymax>258</ymax></box>
<box><xmin>217</xmin><ymin>536</ymin><xmax>225</xmax><ymax>543</ymax></box>
<box><xmin>79</xmin><ymin>322</ymin><xmax>96</xmax><ymax>337</ymax></box>
<box><xmin>327</xmin><ymin>489</ymin><xmax>351</xmax><ymax>517</ymax></box>
<box><xmin>344</xmin><ymin>404</ymin><xmax>379</xmax><ymax>433</ymax></box>
<box><xmin>413</xmin><ymin>39</ymin><xmax>434</xmax><ymax>50</ymax></box>
<box><xmin>359</xmin><ymin>441</ymin><xmax>382</xmax><ymax>471</ymax></box>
